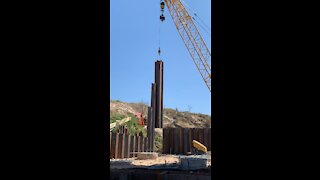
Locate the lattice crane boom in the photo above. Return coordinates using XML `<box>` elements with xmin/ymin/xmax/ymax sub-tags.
<box><xmin>164</xmin><ymin>0</ymin><xmax>211</xmax><ymax>92</ymax></box>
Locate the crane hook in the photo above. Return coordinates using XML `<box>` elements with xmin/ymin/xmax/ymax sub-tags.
<box><xmin>160</xmin><ymin>14</ymin><xmax>165</xmax><ymax>22</ymax></box>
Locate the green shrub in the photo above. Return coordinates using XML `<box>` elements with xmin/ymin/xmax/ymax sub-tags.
<box><xmin>110</xmin><ymin>113</ymin><xmax>125</xmax><ymax>124</ymax></box>
<box><xmin>154</xmin><ymin>134</ymin><xmax>163</xmax><ymax>152</ymax></box>
<box><xmin>125</xmin><ymin>113</ymin><xmax>146</xmax><ymax>137</ymax></box>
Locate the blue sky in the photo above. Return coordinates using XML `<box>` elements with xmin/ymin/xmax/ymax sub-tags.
<box><xmin>110</xmin><ymin>0</ymin><xmax>211</xmax><ymax>115</ymax></box>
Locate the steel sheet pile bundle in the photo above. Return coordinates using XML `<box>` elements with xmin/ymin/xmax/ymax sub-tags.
<box><xmin>147</xmin><ymin>60</ymin><xmax>164</xmax><ymax>152</ymax></box>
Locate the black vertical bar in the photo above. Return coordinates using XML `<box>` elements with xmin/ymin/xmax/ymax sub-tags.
<box><xmin>151</xmin><ymin>83</ymin><xmax>156</xmax><ymax>152</ymax></box>
<box><xmin>173</xmin><ymin>128</ymin><xmax>179</xmax><ymax>154</ymax></box>
<box><xmin>147</xmin><ymin>106</ymin><xmax>152</xmax><ymax>151</ymax></box>
<box><xmin>183</xmin><ymin>128</ymin><xmax>188</xmax><ymax>155</ymax></box>
<box><xmin>154</xmin><ymin>60</ymin><xmax>164</xmax><ymax>128</ymax></box>
<box><xmin>179</xmin><ymin>128</ymin><xmax>183</xmax><ymax>154</ymax></box>
<box><xmin>163</xmin><ymin>128</ymin><xmax>170</xmax><ymax>154</ymax></box>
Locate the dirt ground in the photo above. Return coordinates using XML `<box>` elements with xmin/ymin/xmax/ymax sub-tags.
<box><xmin>110</xmin><ymin>155</ymin><xmax>179</xmax><ymax>169</ymax></box>
<box><xmin>110</xmin><ymin>152</ymin><xmax>211</xmax><ymax>169</ymax></box>
<box><xmin>131</xmin><ymin>155</ymin><xmax>179</xmax><ymax>166</ymax></box>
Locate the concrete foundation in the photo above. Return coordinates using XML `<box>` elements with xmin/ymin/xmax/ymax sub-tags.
<box><xmin>180</xmin><ymin>156</ymin><xmax>209</xmax><ymax>170</ymax></box>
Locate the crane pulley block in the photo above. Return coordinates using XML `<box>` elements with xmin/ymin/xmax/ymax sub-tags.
<box><xmin>160</xmin><ymin>2</ymin><xmax>165</xmax><ymax>9</ymax></box>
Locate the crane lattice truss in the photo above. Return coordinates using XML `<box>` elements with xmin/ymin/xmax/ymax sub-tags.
<box><xmin>164</xmin><ymin>0</ymin><xmax>211</xmax><ymax>92</ymax></box>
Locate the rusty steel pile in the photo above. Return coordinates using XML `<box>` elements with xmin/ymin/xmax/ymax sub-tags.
<box><xmin>147</xmin><ymin>60</ymin><xmax>164</xmax><ymax>152</ymax></box>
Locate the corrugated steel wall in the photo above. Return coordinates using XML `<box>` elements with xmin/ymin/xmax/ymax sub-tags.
<box><xmin>110</xmin><ymin>132</ymin><xmax>148</xmax><ymax>159</ymax></box>
<box><xmin>163</xmin><ymin>128</ymin><xmax>211</xmax><ymax>155</ymax></box>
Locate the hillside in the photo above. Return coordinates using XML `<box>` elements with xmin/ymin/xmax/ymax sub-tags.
<box><xmin>110</xmin><ymin>100</ymin><xmax>211</xmax><ymax>128</ymax></box>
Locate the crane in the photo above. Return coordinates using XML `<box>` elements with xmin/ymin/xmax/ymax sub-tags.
<box><xmin>162</xmin><ymin>0</ymin><xmax>211</xmax><ymax>92</ymax></box>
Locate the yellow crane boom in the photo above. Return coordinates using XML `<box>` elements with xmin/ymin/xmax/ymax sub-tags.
<box><xmin>164</xmin><ymin>0</ymin><xmax>211</xmax><ymax>92</ymax></box>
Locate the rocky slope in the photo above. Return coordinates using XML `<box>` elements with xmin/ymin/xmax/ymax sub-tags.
<box><xmin>110</xmin><ymin>100</ymin><xmax>211</xmax><ymax>128</ymax></box>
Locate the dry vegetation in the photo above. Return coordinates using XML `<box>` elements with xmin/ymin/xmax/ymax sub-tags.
<box><xmin>110</xmin><ymin>100</ymin><xmax>211</xmax><ymax>153</ymax></box>
<box><xmin>110</xmin><ymin>100</ymin><xmax>211</xmax><ymax>128</ymax></box>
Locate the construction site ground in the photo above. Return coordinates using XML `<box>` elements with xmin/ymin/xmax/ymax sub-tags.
<box><xmin>110</xmin><ymin>151</ymin><xmax>211</xmax><ymax>170</ymax></box>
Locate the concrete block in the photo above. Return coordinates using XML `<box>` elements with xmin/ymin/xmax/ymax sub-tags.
<box><xmin>137</xmin><ymin>152</ymin><xmax>158</xmax><ymax>160</ymax></box>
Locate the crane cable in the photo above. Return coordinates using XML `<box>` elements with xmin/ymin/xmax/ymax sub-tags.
<box><xmin>181</xmin><ymin>0</ymin><xmax>211</xmax><ymax>36</ymax></box>
<box><xmin>158</xmin><ymin>0</ymin><xmax>165</xmax><ymax>59</ymax></box>
<box><xmin>158</xmin><ymin>17</ymin><xmax>161</xmax><ymax>59</ymax></box>
<box><xmin>193</xmin><ymin>17</ymin><xmax>211</xmax><ymax>37</ymax></box>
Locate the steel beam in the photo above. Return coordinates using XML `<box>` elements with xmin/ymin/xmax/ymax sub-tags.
<box><xmin>154</xmin><ymin>60</ymin><xmax>164</xmax><ymax>128</ymax></box>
